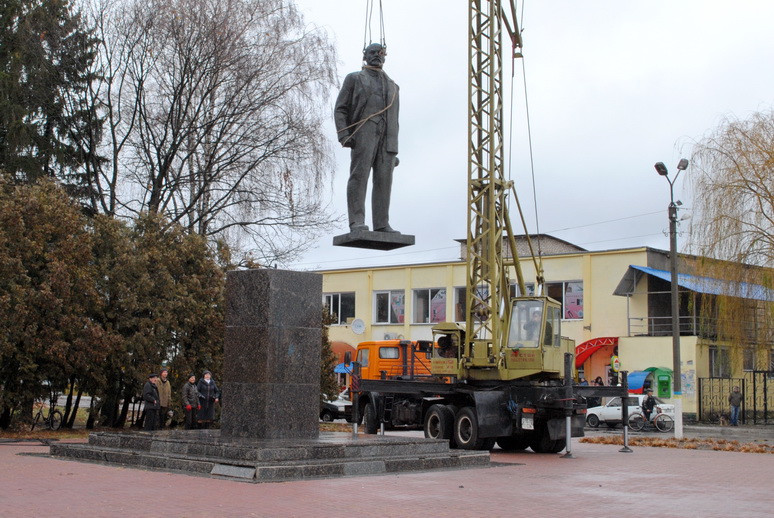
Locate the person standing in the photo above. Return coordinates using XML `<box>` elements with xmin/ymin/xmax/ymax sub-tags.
<box><xmin>181</xmin><ymin>374</ymin><xmax>200</xmax><ymax>430</ymax></box>
<box><xmin>196</xmin><ymin>370</ymin><xmax>220</xmax><ymax>429</ymax></box>
<box><xmin>728</xmin><ymin>386</ymin><xmax>743</xmax><ymax>426</ymax></box>
<box><xmin>157</xmin><ymin>368</ymin><xmax>172</xmax><ymax>429</ymax></box>
<box><xmin>334</xmin><ymin>43</ymin><xmax>400</xmax><ymax>233</ymax></box>
<box><xmin>142</xmin><ymin>373</ymin><xmax>160</xmax><ymax>431</ymax></box>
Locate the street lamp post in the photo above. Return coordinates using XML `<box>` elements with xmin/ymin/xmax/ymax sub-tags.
<box><xmin>654</xmin><ymin>158</ymin><xmax>688</xmax><ymax>439</ymax></box>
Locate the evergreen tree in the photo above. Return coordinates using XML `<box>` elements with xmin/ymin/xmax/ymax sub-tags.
<box><xmin>0</xmin><ymin>0</ymin><xmax>102</xmax><ymax>184</ymax></box>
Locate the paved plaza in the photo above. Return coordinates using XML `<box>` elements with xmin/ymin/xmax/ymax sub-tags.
<box><xmin>1</xmin><ymin>430</ymin><xmax>772</xmax><ymax>517</ymax></box>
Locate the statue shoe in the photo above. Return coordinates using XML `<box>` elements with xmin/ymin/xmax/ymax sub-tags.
<box><xmin>375</xmin><ymin>226</ymin><xmax>400</xmax><ymax>233</ymax></box>
<box><xmin>350</xmin><ymin>224</ymin><xmax>369</xmax><ymax>233</ymax></box>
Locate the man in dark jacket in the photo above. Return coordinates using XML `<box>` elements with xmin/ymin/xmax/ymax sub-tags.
<box><xmin>181</xmin><ymin>374</ymin><xmax>200</xmax><ymax>430</ymax></box>
<box><xmin>334</xmin><ymin>43</ymin><xmax>400</xmax><ymax>234</ymax></box>
<box><xmin>196</xmin><ymin>370</ymin><xmax>220</xmax><ymax>429</ymax></box>
<box><xmin>642</xmin><ymin>389</ymin><xmax>656</xmax><ymax>423</ymax></box>
<box><xmin>142</xmin><ymin>373</ymin><xmax>160</xmax><ymax>431</ymax></box>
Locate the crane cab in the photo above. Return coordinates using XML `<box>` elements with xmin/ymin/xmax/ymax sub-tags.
<box><xmin>431</xmin><ymin>297</ymin><xmax>571</xmax><ymax>381</ymax></box>
<box><xmin>503</xmin><ymin>297</ymin><xmax>566</xmax><ymax>377</ymax></box>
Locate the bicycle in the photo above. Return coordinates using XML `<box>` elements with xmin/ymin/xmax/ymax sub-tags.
<box><xmin>31</xmin><ymin>395</ymin><xmax>63</xmax><ymax>432</ymax></box>
<box><xmin>628</xmin><ymin>410</ymin><xmax>674</xmax><ymax>433</ymax></box>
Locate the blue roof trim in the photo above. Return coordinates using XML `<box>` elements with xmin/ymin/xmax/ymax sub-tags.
<box><xmin>629</xmin><ymin>265</ymin><xmax>774</xmax><ymax>302</ymax></box>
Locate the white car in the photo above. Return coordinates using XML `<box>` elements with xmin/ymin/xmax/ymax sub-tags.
<box><xmin>320</xmin><ymin>391</ymin><xmax>353</xmax><ymax>422</ymax></box>
<box><xmin>586</xmin><ymin>394</ymin><xmax>675</xmax><ymax>428</ymax></box>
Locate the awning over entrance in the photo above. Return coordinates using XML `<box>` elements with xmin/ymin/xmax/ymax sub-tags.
<box><xmin>575</xmin><ymin>337</ymin><xmax>618</xmax><ymax>368</ymax></box>
<box><xmin>627</xmin><ymin>371</ymin><xmax>650</xmax><ymax>393</ymax></box>
<box><xmin>614</xmin><ymin>265</ymin><xmax>774</xmax><ymax>301</ymax></box>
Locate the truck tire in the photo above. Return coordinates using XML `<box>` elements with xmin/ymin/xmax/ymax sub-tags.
<box><xmin>363</xmin><ymin>402</ymin><xmax>378</xmax><ymax>434</ymax></box>
<box><xmin>496</xmin><ymin>436</ymin><xmax>530</xmax><ymax>451</ymax></box>
<box><xmin>454</xmin><ymin>406</ymin><xmax>484</xmax><ymax>450</ymax></box>
<box><xmin>424</xmin><ymin>404</ymin><xmax>454</xmax><ymax>441</ymax></box>
<box><xmin>529</xmin><ymin>422</ymin><xmax>566</xmax><ymax>454</ymax></box>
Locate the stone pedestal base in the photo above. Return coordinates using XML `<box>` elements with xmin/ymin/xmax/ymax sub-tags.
<box><xmin>221</xmin><ymin>269</ymin><xmax>321</xmax><ymax>439</ymax></box>
<box><xmin>333</xmin><ymin>229</ymin><xmax>415</xmax><ymax>250</ymax></box>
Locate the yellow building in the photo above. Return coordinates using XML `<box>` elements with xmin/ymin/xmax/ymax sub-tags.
<box><xmin>320</xmin><ymin>236</ymin><xmax>773</xmax><ymax>420</ymax></box>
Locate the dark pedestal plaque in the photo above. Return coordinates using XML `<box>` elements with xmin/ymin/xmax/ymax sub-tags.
<box><xmin>333</xmin><ymin>229</ymin><xmax>415</xmax><ymax>251</ymax></box>
<box><xmin>221</xmin><ymin>269</ymin><xmax>321</xmax><ymax>439</ymax></box>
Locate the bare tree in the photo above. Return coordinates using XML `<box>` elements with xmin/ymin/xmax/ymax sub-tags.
<box><xmin>688</xmin><ymin>110</ymin><xmax>773</xmax><ymax>267</ymax></box>
<box><xmin>82</xmin><ymin>0</ymin><xmax>338</xmax><ymax>264</ymax></box>
<box><xmin>687</xmin><ymin>109</ymin><xmax>774</xmax><ymax>363</ymax></box>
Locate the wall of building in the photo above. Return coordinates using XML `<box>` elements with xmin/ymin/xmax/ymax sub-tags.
<box><xmin>618</xmin><ymin>335</ymin><xmax>699</xmax><ymax>413</ymax></box>
<box><xmin>322</xmin><ymin>246</ymin><xmax>653</xmax><ymax>350</ymax></box>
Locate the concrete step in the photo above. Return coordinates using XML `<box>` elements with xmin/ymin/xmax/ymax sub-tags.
<box><xmin>51</xmin><ymin>439</ymin><xmax>489</xmax><ymax>482</ymax></box>
<box><xmin>86</xmin><ymin>430</ymin><xmax>453</xmax><ymax>462</ymax></box>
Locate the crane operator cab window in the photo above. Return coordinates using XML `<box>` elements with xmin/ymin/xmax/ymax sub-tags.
<box><xmin>507</xmin><ymin>299</ymin><xmax>560</xmax><ymax>349</ymax></box>
<box><xmin>435</xmin><ymin>334</ymin><xmax>459</xmax><ymax>359</ymax></box>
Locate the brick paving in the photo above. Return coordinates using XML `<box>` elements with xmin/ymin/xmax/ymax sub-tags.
<box><xmin>1</xmin><ymin>436</ymin><xmax>772</xmax><ymax>517</ymax></box>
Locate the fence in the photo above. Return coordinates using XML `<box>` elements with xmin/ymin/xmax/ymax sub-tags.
<box><xmin>698</xmin><ymin>371</ymin><xmax>774</xmax><ymax>424</ymax></box>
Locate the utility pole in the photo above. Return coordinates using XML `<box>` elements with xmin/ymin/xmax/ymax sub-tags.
<box><xmin>654</xmin><ymin>158</ymin><xmax>688</xmax><ymax>439</ymax></box>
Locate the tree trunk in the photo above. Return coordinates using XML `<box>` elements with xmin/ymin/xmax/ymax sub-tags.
<box><xmin>65</xmin><ymin>388</ymin><xmax>84</xmax><ymax>429</ymax></box>
<box><xmin>0</xmin><ymin>406</ymin><xmax>11</xmax><ymax>430</ymax></box>
<box><xmin>62</xmin><ymin>375</ymin><xmax>76</xmax><ymax>425</ymax></box>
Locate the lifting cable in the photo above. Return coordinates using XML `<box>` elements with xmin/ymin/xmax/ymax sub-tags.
<box><xmin>363</xmin><ymin>0</ymin><xmax>387</xmax><ymax>49</ymax></box>
<box><xmin>505</xmin><ymin>0</ymin><xmax>545</xmax><ymax>289</ymax></box>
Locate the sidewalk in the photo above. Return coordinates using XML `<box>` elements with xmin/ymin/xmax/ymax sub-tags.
<box><xmin>1</xmin><ymin>434</ymin><xmax>773</xmax><ymax>517</ymax></box>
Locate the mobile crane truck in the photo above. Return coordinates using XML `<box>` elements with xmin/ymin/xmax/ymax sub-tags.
<box><xmin>350</xmin><ymin>0</ymin><xmax>627</xmax><ymax>453</ymax></box>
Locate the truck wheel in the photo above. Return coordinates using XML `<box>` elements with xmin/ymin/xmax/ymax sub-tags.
<box><xmin>496</xmin><ymin>436</ymin><xmax>530</xmax><ymax>451</ymax></box>
<box><xmin>424</xmin><ymin>405</ymin><xmax>454</xmax><ymax>441</ymax></box>
<box><xmin>529</xmin><ymin>422</ymin><xmax>566</xmax><ymax>454</ymax></box>
<box><xmin>586</xmin><ymin>414</ymin><xmax>600</xmax><ymax>428</ymax></box>
<box><xmin>454</xmin><ymin>406</ymin><xmax>482</xmax><ymax>450</ymax></box>
<box><xmin>363</xmin><ymin>402</ymin><xmax>378</xmax><ymax>434</ymax></box>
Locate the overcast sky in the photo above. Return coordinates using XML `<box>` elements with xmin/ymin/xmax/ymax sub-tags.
<box><xmin>287</xmin><ymin>0</ymin><xmax>774</xmax><ymax>271</ymax></box>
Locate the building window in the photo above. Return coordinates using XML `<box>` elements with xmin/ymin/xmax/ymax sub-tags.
<box><xmin>545</xmin><ymin>281</ymin><xmax>583</xmax><ymax>320</ymax></box>
<box><xmin>454</xmin><ymin>285</ymin><xmax>490</xmax><ymax>322</ymax></box>
<box><xmin>374</xmin><ymin>290</ymin><xmax>405</xmax><ymax>324</ymax></box>
<box><xmin>509</xmin><ymin>282</ymin><xmax>535</xmax><ymax>297</ymax></box>
<box><xmin>709</xmin><ymin>346</ymin><xmax>731</xmax><ymax>378</ymax></box>
<box><xmin>323</xmin><ymin>292</ymin><xmax>355</xmax><ymax>325</ymax></box>
<box><xmin>454</xmin><ymin>287</ymin><xmax>466</xmax><ymax>322</ymax></box>
<box><xmin>743</xmin><ymin>348</ymin><xmax>755</xmax><ymax>371</ymax></box>
<box><xmin>413</xmin><ymin>288</ymin><xmax>446</xmax><ymax>324</ymax></box>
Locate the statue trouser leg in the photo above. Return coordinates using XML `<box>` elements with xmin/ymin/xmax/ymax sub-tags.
<box><xmin>346</xmin><ymin>122</ymin><xmax>380</xmax><ymax>230</ymax></box>
<box><xmin>372</xmin><ymin>144</ymin><xmax>396</xmax><ymax>231</ymax></box>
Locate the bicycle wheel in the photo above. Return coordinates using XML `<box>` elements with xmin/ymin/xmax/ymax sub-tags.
<box><xmin>654</xmin><ymin>413</ymin><xmax>674</xmax><ymax>433</ymax></box>
<box><xmin>48</xmin><ymin>410</ymin><xmax>63</xmax><ymax>431</ymax></box>
<box><xmin>628</xmin><ymin>413</ymin><xmax>646</xmax><ymax>432</ymax></box>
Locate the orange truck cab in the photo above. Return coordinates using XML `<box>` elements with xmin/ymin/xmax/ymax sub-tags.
<box><xmin>354</xmin><ymin>340</ymin><xmax>435</xmax><ymax>381</ymax></box>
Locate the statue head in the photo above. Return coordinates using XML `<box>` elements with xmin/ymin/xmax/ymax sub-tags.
<box><xmin>363</xmin><ymin>43</ymin><xmax>386</xmax><ymax>68</ymax></box>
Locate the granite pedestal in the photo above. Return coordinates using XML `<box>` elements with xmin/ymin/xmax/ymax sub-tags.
<box><xmin>221</xmin><ymin>269</ymin><xmax>321</xmax><ymax>439</ymax></box>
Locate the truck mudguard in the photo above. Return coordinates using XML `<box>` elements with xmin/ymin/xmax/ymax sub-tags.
<box><xmin>473</xmin><ymin>391</ymin><xmax>512</xmax><ymax>438</ymax></box>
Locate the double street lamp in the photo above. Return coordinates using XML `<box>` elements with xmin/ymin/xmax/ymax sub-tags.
<box><xmin>654</xmin><ymin>158</ymin><xmax>688</xmax><ymax>438</ymax></box>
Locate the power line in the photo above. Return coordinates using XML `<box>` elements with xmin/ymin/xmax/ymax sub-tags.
<box><xmin>545</xmin><ymin>210</ymin><xmax>663</xmax><ymax>233</ymax></box>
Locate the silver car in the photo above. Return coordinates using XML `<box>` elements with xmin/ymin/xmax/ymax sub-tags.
<box><xmin>586</xmin><ymin>394</ymin><xmax>675</xmax><ymax>428</ymax></box>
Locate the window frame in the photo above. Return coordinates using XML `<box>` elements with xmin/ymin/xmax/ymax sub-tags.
<box><xmin>412</xmin><ymin>287</ymin><xmax>447</xmax><ymax>324</ymax></box>
<box><xmin>373</xmin><ymin>289</ymin><xmax>405</xmax><ymax>325</ymax></box>
<box><xmin>323</xmin><ymin>292</ymin><xmax>356</xmax><ymax>326</ymax></box>
<box><xmin>545</xmin><ymin>280</ymin><xmax>584</xmax><ymax>321</ymax></box>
